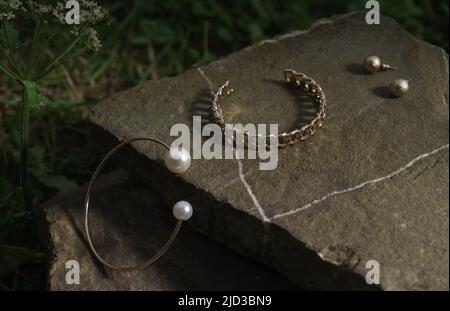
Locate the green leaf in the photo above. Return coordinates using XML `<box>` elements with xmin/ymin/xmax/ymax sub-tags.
<box><xmin>1</xmin><ymin>21</ymin><xmax>24</xmax><ymax>78</ymax></box>
<box><xmin>29</xmin><ymin>146</ymin><xmax>45</xmax><ymax>165</ymax></box>
<box><xmin>0</xmin><ymin>61</ymin><xmax>20</xmax><ymax>82</ymax></box>
<box><xmin>27</xmin><ymin>19</ymin><xmax>43</xmax><ymax>79</ymax></box>
<box><xmin>247</xmin><ymin>23</ymin><xmax>264</xmax><ymax>42</ymax></box>
<box><xmin>187</xmin><ymin>48</ymin><xmax>200</xmax><ymax>61</ymax></box>
<box><xmin>27</xmin><ymin>146</ymin><xmax>78</xmax><ymax>191</ymax></box>
<box><xmin>36</xmin><ymin>174</ymin><xmax>78</xmax><ymax>191</ymax></box>
<box><xmin>36</xmin><ymin>34</ymin><xmax>82</xmax><ymax>81</ymax></box>
<box><xmin>192</xmin><ymin>1</ymin><xmax>213</xmax><ymax>16</ymax></box>
<box><xmin>217</xmin><ymin>26</ymin><xmax>233</xmax><ymax>42</ymax></box>
<box><xmin>129</xmin><ymin>35</ymin><xmax>151</xmax><ymax>45</ymax></box>
<box><xmin>0</xmin><ymin>245</ymin><xmax>44</xmax><ymax>277</ymax></box>
<box><xmin>141</xmin><ymin>20</ymin><xmax>177</xmax><ymax>45</ymax></box>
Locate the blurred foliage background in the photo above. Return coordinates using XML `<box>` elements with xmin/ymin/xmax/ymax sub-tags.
<box><xmin>0</xmin><ymin>0</ymin><xmax>448</xmax><ymax>290</ymax></box>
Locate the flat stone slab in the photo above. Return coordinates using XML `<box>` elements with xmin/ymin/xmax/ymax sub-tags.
<box><xmin>39</xmin><ymin>170</ymin><xmax>300</xmax><ymax>290</ymax></box>
<box><xmin>90</xmin><ymin>12</ymin><xmax>449</xmax><ymax>290</ymax></box>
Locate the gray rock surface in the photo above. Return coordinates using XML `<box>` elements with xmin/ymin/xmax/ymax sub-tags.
<box><xmin>39</xmin><ymin>170</ymin><xmax>300</xmax><ymax>290</ymax></box>
<box><xmin>89</xmin><ymin>12</ymin><xmax>449</xmax><ymax>290</ymax></box>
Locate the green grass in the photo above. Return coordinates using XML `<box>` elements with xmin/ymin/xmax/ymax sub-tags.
<box><xmin>0</xmin><ymin>0</ymin><xmax>448</xmax><ymax>290</ymax></box>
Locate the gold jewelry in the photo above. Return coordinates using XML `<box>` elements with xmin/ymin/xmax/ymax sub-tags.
<box><xmin>390</xmin><ymin>78</ymin><xmax>409</xmax><ymax>97</ymax></box>
<box><xmin>84</xmin><ymin>137</ymin><xmax>192</xmax><ymax>271</ymax></box>
<box><xmin>210</xmin><ymin>69</ymin><xmax>327</xmax><ymax>148</ymax></box>
<box><xmin>364</xmin><ymin>56</ymin><xmax>398</xmax><ymax>73</ymax></box>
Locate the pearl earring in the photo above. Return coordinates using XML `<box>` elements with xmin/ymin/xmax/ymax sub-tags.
<box><xmin>84</xmin><ymin>137</ymin><xmax>193</xmax><ymax>271</ymax></box>
<box><xmin>364</xmin><ymin>56</ymin><xmax>398</xmax><ymax>73</ymax></box>
<box><xmin>390</xmin><ymin>79</ymin><xmax>409</xmax><ymax>97</ymax></box>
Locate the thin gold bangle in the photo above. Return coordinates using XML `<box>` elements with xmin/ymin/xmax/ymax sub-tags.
<box><xmin>84</xmin><ymin>137</ymin><xmax>184</xmax><ymax>271</ymax></box>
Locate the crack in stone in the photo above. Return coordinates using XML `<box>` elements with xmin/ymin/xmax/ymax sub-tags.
<box><xmin>236</xmin><ymin>154</ymin><xmax>269</xmax><ymax>222</ymax></box>
<box><xmin>441</xmin><ymin>48</ymin><xmax>449</xmax><ymax>77</ymax></box>
<box><xmin>197</xmin><ymin>67</ymin><xmax>214</xmax><ymax>95</ymax></box>
<box><xmin>441</xmin><ymin>49</ymin><xmax>449</xmax><ymax>111</ymax></box>
<box><xmin>413</xmin><ymin>156</ymin><xmax>443</xmax><ymax>180</ymax></box>
<box><xmin>218</xmin><ymin>169</ymin><xmax>257</xmax><ymax>193</ymax></box>
<box><xmin>218</xmin><ymin>176</ymin><xmax>242</xmax><ymax>192</ymax></box>
<box><xmin>271</xmin><ymin>144</ymin><xmax>450</xmax><ymax>220</ymax></box>
<box><xmin>196</xmin><ymin>67</ymin><xmax>269</xmax><ymax>222</ymax></box>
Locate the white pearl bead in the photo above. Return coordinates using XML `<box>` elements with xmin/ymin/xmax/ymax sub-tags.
<box><xmin>390</xmin><ymin>79</ymin><xmax>409</xmax><ymax>97</ymax></box>
<box><xmin>164</xmin><ymin>147</ymin><xmax>191</xmax><ymax>174</ymax></box>
<box><xmin>172</xmin><ymin>200</ymin><xmax>193</xmax><ymax>221</ymax></box>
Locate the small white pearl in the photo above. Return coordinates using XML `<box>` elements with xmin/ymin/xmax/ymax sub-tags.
<box><xmin>390</xmin><ymin>79</ymin><xmax>409</xmax><ymax>97</ymax></box>
<box><xmin>364</xmin><ymin>56</ymin><xmax>381</xmax><ymax>73</ymax></box>
<box><xmin>172</xmin><ymin>200</ymin><xmax>193</xmax><ymax>221</ymax></box>
<box><xmin>164</xmin><ymin>147</ymin><xmax>191</xmax><ymax>174</ymax></box>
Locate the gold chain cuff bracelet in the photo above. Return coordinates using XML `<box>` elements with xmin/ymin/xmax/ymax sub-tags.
<box><xmin>210</xmin><ymin>69</ymin><xmax>327</xmax><ymax>148</ymax></box>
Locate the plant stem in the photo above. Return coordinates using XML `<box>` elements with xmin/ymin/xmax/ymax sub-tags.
<box><xmin>0</xmin><ymin>61</ymin><xmax>20</xmax><ymax>82</ymax></box>
<box><xmin>28</xmin><ymin>19</ymin><xmax>42</xmax><ymax>79</ymax></box>
<box><xmin>19</xmin><ymin>81</ymin><xmax>38</xmax><ymax>212</ymax></box>
<box><xmin>35</xmin><ymin>33</ymin><xmax>83</xmax><ymax>81</ymax></box>
<box><xmin>2</xmin><ymin>21</ymin><xmax>24</xmax><ymax>78</ymax></box>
